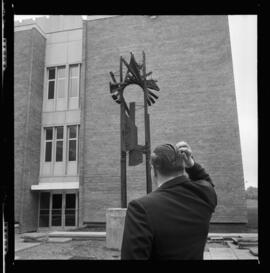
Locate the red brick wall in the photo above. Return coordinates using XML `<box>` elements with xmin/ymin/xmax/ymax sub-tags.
<box><xmin>14</xmin><ymin>28</ymin><xmax>46</xmax><ymax>232</ymax></box>
<box><xmin>81</xmin><ymin>15</ymin><xmax>247</xmax><ymax>223</ymax></box>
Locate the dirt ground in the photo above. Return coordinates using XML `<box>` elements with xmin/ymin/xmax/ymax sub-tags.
<box><xmin>15</xmin><ymin>239</ymin><xmax>120</xmax><ymax>260</ymax></box>
<box><xmin>15</xmin><ymin>237</ymin><xmax>231</xmax><ymax>260</ymax></box>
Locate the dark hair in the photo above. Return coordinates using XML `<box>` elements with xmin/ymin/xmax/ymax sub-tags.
<box><xmin>151</xmin><ymin>144</ymin><xmax>184</xmax><ymax>176</ymax></box>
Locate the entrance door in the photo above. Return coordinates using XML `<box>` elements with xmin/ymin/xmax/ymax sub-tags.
<box><xmin>51</xmin><ymin>194</ymin><xmax>62</xmax><ymax>226</ymax></box>
<box><xmin>65</xmin><ymin>193</ymin><xmax>76</xmax><ymax>226</ymax></box>
<box><xmin>39</xmin><ymin>192</ymin><xmax>50</xmax><ymax>227</ymax></box>
<box><xmin>39</xmin><ymin>192</ymin><xmax>77</xmax><ymax>228</ymax></box>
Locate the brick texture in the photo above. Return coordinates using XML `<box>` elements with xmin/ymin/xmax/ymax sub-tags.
<box><xmin>14</xmin><ymin>28</ymin><xmax>46</xmax><ymax>232</ymax></box>
<box><xmin>82</xmin><ymin>16</ymin><xmax>247</xmax><ymax>223</ymax></box>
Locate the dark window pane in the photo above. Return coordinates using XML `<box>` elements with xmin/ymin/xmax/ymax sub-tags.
<box><xmin>48</xmin><ymin>81</ymin><xmax>55</xmax><ymax>99</ymax></box>
<box><xmin>56</xmin><ymin>127</ymin><xmax>63</xmax><ymax>139</ymax></box>
<box><xmin>48</xmin><ymin>68</ymin><xmax>55</xmax><ymax>79</ymax></box>
<box><xmin>69</xmin><ymin>126</ymin><xmax>77</xmax><ymax>138</ymax></box>
<box><xmin>45</xmin><ymin>142</ymin><xmax>52</xmax><ymax>162</ymax></box>
<box><xmin>69</xmin><ymin>140</ymin><xmax>76</xmax><ymax>161</ymax></box>
<box><xmin>51</xmin><ymin>194</ymin><xmax>62</xmax><ymax>227</ymax></box>
<box><xmin>51</xmin><ymin>215</ymin><xmax>62</xmax><ymax>226</ymax></box>
<box><xmin>45</xmin><ymin>128</ymin><xmax>53</xmax><ymax>140</ymax></box>
<box><xmin>52</xmin><ymin>194</ymin><xmax>62</xmax><ymax>209</ymax></box>
<box><xmin>66</xmin><ymin>194</ymin><xmax>76</xmax><ymax>209</ymax></box>
<box><xmin>52</xmin><ymin>209</ymin><xmax>62</xmax><ymax>215</ymax></box>
<box><xmin>40</xmin><ymin>209</ymin><xmax>50</xmax><ymax>215</ymax></box>
<box><xmin>65</xmin><ymin>214</ymin><xmax>75</xmax><ymax>226</ymax></box>
<box><xmin>40</xmin><ymin>193</ymin><xmax>50</xmax><ymax>209</ymax></box>
<box><xmin>56</xmin><ymin>141</ymin><xmax>63</xmax><ymax>162</ymax></box>
<box><xmin>65</xmin><ymin>209</ymin><xmax>75</xmax><ymax>215</ymax></box>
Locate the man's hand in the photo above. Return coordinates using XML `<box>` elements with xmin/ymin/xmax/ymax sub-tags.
<box><xmin>175</xmin><ymin>141</ymin><xmax>195</xmax><ymax>168</ymax></box>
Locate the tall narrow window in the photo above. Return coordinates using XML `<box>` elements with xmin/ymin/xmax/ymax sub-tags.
<box><xmin>57</xmin><ymin>66</ymin><xmax>66</xmax><ymax>98</ymax></box>
<box><xmin>68</xmin><ymin>125</ymin><xmax>78</xmax><ymax>161</ymax></box>
<box><xmin>45</xmin><ymin>127</ymin><xmax>53</xmax><ymax>162</ymax></box>
<box><xmin>48</xmin><ymin>68</ymin><xmax>56</xmax><ymax>99</ymax></box>
<box><xmin>55</xmin><ymin>126</ymin><xmax>64</xmax><ymax>162</ymax></box>
<box><xmin>69</xmin><ymin>65</ymin><xmax>79</xmax><ymax>98</ymax></box>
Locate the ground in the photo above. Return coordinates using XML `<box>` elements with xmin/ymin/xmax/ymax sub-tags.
<box><xmin>15</xmin><ymin>236</ymin><xmax>234</xmax><ymax>260</ymax></box>
<box><xmin>15</xmin><ymin>237</ymin><xmax>120</xmax><ymax>260</ymax></box>
<box><xmin>14</xmin><ymin>198</ymin><xmax>258</xmax><ymax>260</ymax></box>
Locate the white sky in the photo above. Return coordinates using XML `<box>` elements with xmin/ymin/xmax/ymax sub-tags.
<box><xmin>14</xmin><ymin>15</ymin><xmax>258</xmax><ymax>189</ymax></box>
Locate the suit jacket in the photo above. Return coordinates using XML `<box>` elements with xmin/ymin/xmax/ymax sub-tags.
<box><xmin>121</xmin><ymin>162</ymin><xmax>217</xmax><ymax>260</ymax></box>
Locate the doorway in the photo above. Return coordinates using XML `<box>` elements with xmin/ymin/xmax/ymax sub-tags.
<box><xmin>38</xmin><ymin>192</ymin><xmax>78</xmax><ymax>228</ymax></box>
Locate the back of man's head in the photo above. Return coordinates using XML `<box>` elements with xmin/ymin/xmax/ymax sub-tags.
<box><xmin>151</xmin><ymin>144</ymin><xmax>184</xmax><ymax>177</ymax></box>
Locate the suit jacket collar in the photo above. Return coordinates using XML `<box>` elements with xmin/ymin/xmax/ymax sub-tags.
<box><xmin>157</xmin><ymin>174</ymin><xmax>190</xmax><ymax>191</ymax></box>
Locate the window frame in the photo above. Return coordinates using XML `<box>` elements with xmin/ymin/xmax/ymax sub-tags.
<box><xmin>45</xmin><ymin>63</ymin><xmax>81</xmax><ymax>111</ymax></box>
<box><xmin>68</xmin><ymin>64</ymin><xmax>80</xmax><ymax>99</ymax></box>
<box><xmin>67</xmin><ymin>125</ymin><xmax>79</xmax><ymax>162</ymax></box>
<box><xmin>55</xmin><ymin>126</ymin><xmax>64</xmax><ymax>162</ymax></box>
<box><xmin>42</xmin><ymin>124</ymin><xmax>79</xmax><ymax>171</ymax></box>
<box><xmin>47</xmin><ymin>68</ymin><xmax>56</xmax><ymax>100</ymax></box>
<box><xmin>44</xmin><ymin>127</ymin><xmax>54</xmax><ymax>162</ymax></box>
<box><xmin>56</xmin><ymin>66</ymin><xmax>66</xmax><ymax>99</ymax></box>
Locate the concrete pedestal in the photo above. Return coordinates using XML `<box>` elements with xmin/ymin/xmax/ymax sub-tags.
<box><xmin>106</xmin><ymin>208</ymin><xmax>127</xmax><ymax>250</ymax></box>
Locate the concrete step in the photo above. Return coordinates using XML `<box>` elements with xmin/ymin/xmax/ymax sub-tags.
<box><xmin>47</xmin><ymin>237</ymin><xmax>73</xmax><ymax>243</ymax></box>
<box><xmin>208</xmin><ymin>233</ymin><xmax>258</xmax><ymax>239</ymax></box>
<box><xmin>48</xmin><ymin>231</ymin><xmax>106</xmax><ymax>239</ymax></box>
<box><xmin>21</xmin><ymin>232</ymin><xmax>48</xmax><ymax>242</ymax></box>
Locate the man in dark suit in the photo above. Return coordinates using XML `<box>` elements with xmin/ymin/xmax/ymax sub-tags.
<box><xmin>121</xmin><ymin>141</ymin><xmax>217</xmax><ymax>260</ymax></box>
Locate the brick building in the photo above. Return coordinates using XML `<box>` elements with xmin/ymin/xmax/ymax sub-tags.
<box><xmin>14</xmin><ymin>15</ymin><xmax>247</xmax><ymax>233</ymax></box>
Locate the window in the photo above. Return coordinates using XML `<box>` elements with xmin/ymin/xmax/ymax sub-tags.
<box><xmin>68</xmin><ymin>125</ymin><xmax>78</xmax><ymax>161</ymax></box>
<box><xmin>39</xmin><ymin>193</ymin><xmax>77</xmax><ymax>228</ymax></box>
<box><xmin>57</xmin><ymin>67</ymin><xmax>66</xmax><ymax>98</ymax></box>
<box><xmin>69</xmin><ymin>64</ymin><xmax>80</xmax><ymax>98</ymax></box>
<box><xmin>45</xmin><ymin>127</ymin><xmax>53</xmax><ymax>162</ymax></box>
<box><xmin>48</xmin><ymin>68</ymin><xmax>56</xmax><ymax>99</ymax></box>
<box><xmin>47</xmin><ymin>66</ymin><xmax>66</xmax><ymax>100</ymax></box>
<box><xmin>45</xmin><ymin>64</ymin><xmax>80</xmax><ymax>111</ymax></box>
<box><xmin>55</xmin><ymin>126</ymin><xmax>64</xmax><ymax>162</ymax></box>
<box><xmin>43</xmin><ymin>125</ymin><xmax>79</xmax><ymax>164</ymax></box>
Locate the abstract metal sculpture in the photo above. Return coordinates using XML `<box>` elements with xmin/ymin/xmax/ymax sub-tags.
<box><xmin>109</xmin><ymin>52</ymin><xmax>160</xmax><ymax>208</ymax></box>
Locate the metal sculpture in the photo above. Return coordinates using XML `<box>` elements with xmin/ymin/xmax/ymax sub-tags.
<box><xmin>109</xmin><ymin>52</ymin><xmax>160</xmax><ymax>208</ymax></box>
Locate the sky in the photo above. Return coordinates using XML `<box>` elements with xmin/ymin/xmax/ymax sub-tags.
<box><xmin>14</xmin><ymin>15</ymin><xmax>258</xmax><ymax>189</ymax></box>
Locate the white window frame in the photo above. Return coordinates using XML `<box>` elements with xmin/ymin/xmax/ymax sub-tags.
<box><xmin>38</xmin><ymin>191</ymin><xmax>78</xmax><ymax>229</ymax></box>
<box><xmin>68</xmin><ymin>64</ymin><xmax>80</xmax><ymax>110</ymax></box>
<box><xmin>44</xmin><ymin>63</ymin><xmax>81</xmax><ymax>111</ymax></box>
<box><xmin>41</xmin><ymin>125</ymin><xmax>79</xmax><ymax>176</ymax></box>
<box><xmin>55</xmin><ymin>126</ymin><xmax>64</xmax><ymax>162</ymax></box>
<box><xmin>47</xmin><ymin>68</ymin><xmax>56</xmax><ymax>100</ymax></box>
<box><xmin>44</xmin><ymin>127</ymin><xmax>54</xmax><ymax>162</ymax></box>
<box><xmin>56</xmin><ymin>66</ymin><xmax>66</xmax><ymax>99</ymax></box>
<box><xmin>68</xmin><ymin>64</ymin><xmax>80</xmax><ymax>98</ymax></box>
<box><xmin>67</xmin><ymin>125</ymin><xmax>79</xmax><ymax>162</ymax></box>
